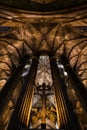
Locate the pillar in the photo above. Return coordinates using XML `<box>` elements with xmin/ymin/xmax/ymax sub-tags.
<box><xmin>0</xmin><ymin>54</ymin><xmax>30</xmax><ymax>115</ymax></box>
<box><xmin>60</xmin><ymin>54</ymin><xmax>87</xmax><ymax>112</ymax></box>
<box><xmin>50</xmin><ymin>58</ymin><xmax>79</xmax><ymax>130</ymax></box>
<box><xmin>41</xmin><ymin>83</ymin><xmax>46</xmax><ymax>129</ymax></box>
<box><xmin>7</xmin><ymin>57</ymin><xmax>38</xmax><ymax>130</ymax></box>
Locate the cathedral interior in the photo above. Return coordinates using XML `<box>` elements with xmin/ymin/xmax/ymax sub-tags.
<box><xmin>0</xmin><ymin>0</ymin><xmax>87</xmax><ymax>130</ymax></box>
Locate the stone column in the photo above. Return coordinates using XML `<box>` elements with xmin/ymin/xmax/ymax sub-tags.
<box><xmin>41</xmin><ymin>83</ymin><xmax>46</xmax><ymax>129</ymax></box>
<box><xmin>50</xmin><ymin>58</ymin><xmax>79</xmax><ymax>130</ymax></box>
<box><xmin>7</xmin><ymin>57</ymin><xmax>39</xmax><ymax>130</ymax></box>
<box><xmin>0</xmin><ymin>54</ymin><xmax>30</xmax><ymax>115</ymax></box>
<box><xmin>60</xmin><ymin>54</ymin><xmax>87</xmax><ymax>112</ymax></box>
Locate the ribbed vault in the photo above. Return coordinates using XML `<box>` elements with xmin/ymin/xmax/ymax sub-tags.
<box><xmin>0</xmin><ymin>0</ymin><xmax>87</xmax><ymax>11</ymax></box>
<box><xmin>0</xmin><ymin>4</ymin><xmax>87</xmax><ymax>130</ymax></box>
<box><xmin>0</xmin><ymin>5</ymin><xmax>87</xmax><ymax>90</ymax></box>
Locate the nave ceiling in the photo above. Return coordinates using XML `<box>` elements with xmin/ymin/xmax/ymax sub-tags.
<box><xmin>0</xmin><ymin>4</ymin><xmax>87</xmax><ymax>90</ymax></box>
<box><xmin>0</xmin><ymin>0</ymin><xmax>87</xmax><ymax>11</ymax></box>
<box><xmin>0</xmin><ymin>3</ymin><xmax>87</xmax><ymax>130</ymax></box>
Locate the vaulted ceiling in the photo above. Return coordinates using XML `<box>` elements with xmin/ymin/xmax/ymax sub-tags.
<box><xmin>0</xmin><ymin>2</ymin><xmax>87</xmax><ymax>130</ymax></box>
<box><xmin>0</xmin><ymin>2</ymin><xmax>87</xmax><ymax>91</ymax></box>
<box><xmin>0</xmin><ymin>0</ymin><xmax>87</xmax><ymax>11</ymax></box>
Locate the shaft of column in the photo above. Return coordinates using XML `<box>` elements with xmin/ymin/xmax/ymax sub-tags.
<box><xmin>0</xmin><ymin>54</ymin><xmax>30</xmax><ymax>115</ymax></box>
<box><xmin>50</xmin><ymin>58</ymin><xmax>79</xmax><ymax>130</ymax></box>
<box><xmin>7</xmin><ymin>57</ymin><xmax>39</xmax><ymax>130</ymax></box>
<box><xmin>41</xmin><ymin>83</ymin><xmax>46</xmax><ymax>129</ymax></box>
<box><xmin>60</xmin><ymin>54</ymin><xmax>87</xmax><ymax>112</ymax></box>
